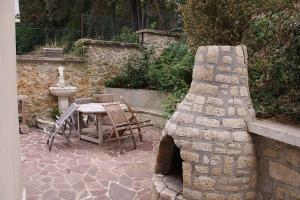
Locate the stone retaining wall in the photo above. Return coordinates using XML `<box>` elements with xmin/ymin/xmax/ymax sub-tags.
<box><xmin>137</xmin><ymin>29</ymin><xmax>181</xmax><ymax>57</ymax></box>
<box><xmin>80</xmin><ymin>40</ymin><xmax>143</xmax><ymax>93</ymax></box>
<box><xmin>257</xmin><ymin>136</ymin><xmax>300</xmax><ymax>200</ymax></box>
<box><xmin>17</xmin><ymin>56</ymin><xmax>92</xmax><ymax>124</ymax></box>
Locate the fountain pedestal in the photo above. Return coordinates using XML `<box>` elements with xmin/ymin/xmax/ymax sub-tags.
<box><xmin>49</xmin><ymin>66</ymin><xmax>77</xmax><ymax>113</ymax></box>
<box><xmin>50</xmin><ymin>86</ymin><xmax>78</xmax><ymax>113</ymax></box>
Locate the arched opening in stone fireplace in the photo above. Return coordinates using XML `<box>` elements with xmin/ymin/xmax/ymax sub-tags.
<box><xmin>154</xmin><ymin>135</ymin><xmax>183</xmax><ymax>197</ymax></box>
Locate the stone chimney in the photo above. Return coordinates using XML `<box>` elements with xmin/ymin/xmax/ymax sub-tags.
<box><xmin>153</xmin><ymin>46</ymin><xmax>257</xmax><ymax>200</ymax></box>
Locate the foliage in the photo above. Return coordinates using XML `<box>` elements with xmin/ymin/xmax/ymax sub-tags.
<box><xmin>16</xmin><ymin>26</ymin><xmax>45</xmax><ymax>54</ymax></box>
<box><xmin>180</xmin><ymin>0</ymin><xmax>294</xmax><ymax>51</ymax></box>
<box><xmin>50</xmin><ymin>107</ymin><xmax>60</xmax><ymax>120</ymax></box>
<box><xmin>180</xmin><ymin>0</ymin><xmax>299</xmax><ymax>123</ymax></box>
<box><xmin>112</xmin><ymin>27</ymin><xmax>139</xmax><ymax>43</ymax></box>
<box><xmin>245</xmin><ymin>8</ymin><xmax>300</xmax><ymax>123</ymax></box>
<box><xmin>105</xmin><ymin>43</ymin><xmax>194</xmax><ymax>117</ymax></box>
<box><xmin>105</xmin><ymin>50</ymin><xmax>152</xmax><ymax>88</ymax></box>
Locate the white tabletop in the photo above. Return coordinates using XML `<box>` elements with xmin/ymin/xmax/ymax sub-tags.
<box><xmin>77</xmin><ymin>103</ymin><xmax>126</xmax><ymax>114</ymax></box>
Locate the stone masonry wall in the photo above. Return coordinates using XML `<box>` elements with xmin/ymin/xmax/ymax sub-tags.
<box><xmin>137</xmin><ymin>29</ymin><xmax>181</xmax><ymax>57</ymax></box>
<box><xmin>257</xmin><ymin>136</ymin><xmax>300</xmax><ymax>200</ymax></box>
<box><xmin>155</xmin><ymin>45</ymin><xmax>257</xmax><ymax>200</ymax></box>
<box><xmin>82</xmin><ymin>40</ymin><xmax>143</xmax><ymax>93</ymax></box>
<box><xmin>17</xmin><ymin>57</ymin><xmax>92</xmax><ymax>124</ymax></box>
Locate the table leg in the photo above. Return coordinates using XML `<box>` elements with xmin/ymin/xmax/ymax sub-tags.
<box><xmin>96</xmin><ymin>114</ymin><xmax>103</xmax><ymax>147</ymax></box>
<box><xmin>78</xmin><ymin>112</ymin><xmax>82</xmax><ymax>135</ymax></box>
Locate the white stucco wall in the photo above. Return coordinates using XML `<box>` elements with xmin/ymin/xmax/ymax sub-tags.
<box><xmin>0</xmin><ymin>0</ymin><xmax>22</xmax><ymax>199</ymax></box>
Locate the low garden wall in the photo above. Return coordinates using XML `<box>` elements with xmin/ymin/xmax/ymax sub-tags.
<box><xmin>247</xmin><ymin>120</ymin><xmax>300</xmax><ymax>200</ymax></box>
<box><xmin>105</xmin><ymin>87</ymin><xmax>169</xmax><ymax>111</ymax></box>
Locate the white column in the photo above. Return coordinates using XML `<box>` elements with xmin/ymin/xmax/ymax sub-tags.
<box><xmin>0</xmin><ymin>0</ymin><xmax>22</xmax><ymax>199</ymax></box>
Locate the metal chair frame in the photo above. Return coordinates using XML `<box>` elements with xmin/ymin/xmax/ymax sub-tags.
<box><xmin>45</xmin><ymin>103</ymin><xmax>79</xmax><ymax>151</ymax></box>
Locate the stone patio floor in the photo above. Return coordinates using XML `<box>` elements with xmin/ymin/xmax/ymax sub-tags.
<box><xmin>21</xmin><ymin>127</ymin><xmax>161</xmax><ymax>200</ymax></box>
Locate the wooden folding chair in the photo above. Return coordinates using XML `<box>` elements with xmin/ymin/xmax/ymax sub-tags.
<box><xmin>103</xmin><ymin>103</ymin><xmax>137</xmax><ymax>153</ymax></box>
<box><xmin>120</xmin><ymin>96</ymin><xmax>153</xmax><ymax>142</ymax></box>
<box><xmin>45</xmin><ymin>103</ymin><xmax>79</xmax><ymax>151</ymax></box>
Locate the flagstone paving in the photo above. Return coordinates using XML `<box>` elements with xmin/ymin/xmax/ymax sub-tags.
<box><xmin>21</xmin><ymin>127</ymin><xmax>161</xmax><ymax>200</ymax></box>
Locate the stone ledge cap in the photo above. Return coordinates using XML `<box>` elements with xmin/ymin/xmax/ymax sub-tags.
<box><xmin>136</xmin><ymin>29</ymin><xmax>182</xmax><ymax>38</ymax></box>
<box><xmin>77</xmin><ymin>39</ymin><xmax>143</xmax><ymax>49</ymax></box>
<box><xmin>17</xmin><ymin>55</ymin><xmax>84</xmax><ymax>63</ymax></box>
<box><xmin>247</xmin><ymin>119</ymin><xmax>300</xmax><ymax>147</ymax></box>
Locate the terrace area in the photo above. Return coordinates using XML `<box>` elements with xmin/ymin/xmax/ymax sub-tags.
<box><xmin>21</xmin><ymin>127</ymin><xmax>161</xmax><ymax>200</ymax></box>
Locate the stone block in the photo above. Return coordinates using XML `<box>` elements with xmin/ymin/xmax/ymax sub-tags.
<box><xmin>193</xmin><ymin>65</ymin><xmax>214</xmax><ymax>81</ymax></box>
<box><xmin>210</xmin><ymin>155</ymin><xmax>222</xmax><ymax>166</ymax></box>
<box><xmin>196</xmin><ymin>117</ymin><xmax>220</xmax><ymax>127</ymax></box>
<box><xmin>195</xmin><ymin>95</ymin><xmax>206</xmax><ymax>104</ymax></box>
<box><xmin>228</xmin><ymin>107</ymin><xmax>236</xmax><ymax>116</ymax></box>
<box><xmin>211</xmin><ymin>167</ymin><xmax>222</xmax><ymax>176</ymax></box>
<box><xmin>263</xmin><ymin>148</ymin><xmax>278</xmax><ymax>158</ymax></box>
<box><xmin>276</xmin><ymin>186</ymin><xmax>286</xmax><ymax>199</ymax></box>
<box><xmin>205</xmin><ymin>193</ymin><xmax>225</xmax><ymax>200</ymax></box>
<box><xmin>200</xmin><ymin>154</ymin><xmax>210</xmax><ymax>165</ymax></box>
<box><xmin>234</xmin><ymin>67</ymin><xmax>247</xmax><ymax>75</ymax></box>
<box><xmin>174</xmin><ymin>113</ymin><xmax>194</xmax><ymax>124</ymax></box>
<box><xmin>193</xmin><ymin>176</ymin><xmax>216</xmax><ymax>191</ymax></box>
<box><xmin>221</xmin><ymin>46</ymin><xmax>231</xmax><ymax>52</ymax></box>
<box><xmin>222</xmin><ymin>119</ymin><xmax>246</xmax><ymax>129</ymax></box>
<box><xmin>227</xmin><ymin>194</ymin><xmax>242</xmax><ymax>200</ymax></box>
<box><xmin>205</xmin><ymin>106</ymin><xmax>226</xmax><ymax>116</ymax></box>
<box><xmin>182</xmin><ymin>188</ymin><xmax>202</xmax><ymax>200</ymax></box>
<box><xmin>236</xmin><ymin>108</ymin><xmax>248</xmax><ymax>117</ymax></box>
<box><xmin>195</xmin><ymin>164</ymin><xmax>209</xmax><ymax>174</ymax></box>
<box><xmin>230</xmin><ymin>86</ymin><xmax>239</xmax><ymax>96</ymax></box>
<box><xmin>231</xmin><ymin>76</ymin><xmax>240</xmax><ymax>84</ymax></box>
<box><xmin>245</xmin><ymin>191</ymin><xmax>256</xmax><ymax>200</ymax></box>
<box><xmin>206</xmin><ymin>97</ymin><xmax>224</xmax><ymax>106</ymax></box>
<box><xmin>215</xmin><ymin>74</ymin><xmax>232</xmax><ymax>84</ymax></box>
<box><xmin>223</xmin><ymin>56</ymin><xmax>233</xmax><ymax>64</ymax></box>
<box><xmin>269</xmin><ymin>161</ymin><xmax>300</xmax><ymax>187</ymax></box>
<box><xmin>237</xmin><ymin>156</ymin><xmax>256</xmax><ymax>169</ymax></box>
<box><xmin>240</xmin><ymin>86</ymin><xmax>249</xmax><ymax>97</ymax></box>
<box><xmin>289</xmin><ymin>189</ymin><xmax>300</xmax><ymax>200</ymax></box>
<box><xmin>192</xmin><ymin>104</ymin><xmax>204</xmax><ymax>113</ymax></box>
<box><xmin>192</xmin><ymin>142</ymin><xmax>212</xmax><ymax>152</ymax></box>
<box><xmin>176</xmin><ymin>127</ymin><xmax>200</xmax><ymax>138</ymax></box>
<box><xmin>232</xmin><ymin>131</ymin><xmax>250</xmax><ymax>142</ymax></box>
<box><xmin>207</xmin><ymin>46</ymin><xmax>219</xmax><ymax>64</ymax></box>
<box><xmin>185</xmin><ymin>93</ymin><xmax>195</xmax><ymax>101</ymax></box>
<box><xmin>182</xmin><ymin>162</ymin><xmax>192</xmax><ymax>187</ymax></box>
<box><xmin>190</xmin><ymin>82</ymin><xmax>219</xmax><ymax>96</ymax></box>
<box><xmin>216</xmin><ymin>66</ymin><xmax>231</xmax><ymax>72</ymax></box>
<box><xmin>287</xmin><ymin>148</ymin><xmax>300</xmax><ymax>167</ymax></box>
<box><xmin>181</xmin><ymin>150</ymin><xmax>199</xmax><ymax>162</ymax></box>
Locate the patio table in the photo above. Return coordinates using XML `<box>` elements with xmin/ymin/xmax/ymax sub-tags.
<box><xmin>76</xmin><ymin>103</ymin><xmax>126</xmax><ymax>147</ymax></box>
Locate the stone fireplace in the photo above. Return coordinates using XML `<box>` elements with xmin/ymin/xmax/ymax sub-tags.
<box><xmin>153</xmin><ymin>46</ymin><xmax>257</xmax><ymax>200</ymax></box>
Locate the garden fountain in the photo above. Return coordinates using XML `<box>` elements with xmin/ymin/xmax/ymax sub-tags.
<box><xmin>50</xmin><ymin>66</ymin><xmax>77</xmax><ymax>113</ymax></box>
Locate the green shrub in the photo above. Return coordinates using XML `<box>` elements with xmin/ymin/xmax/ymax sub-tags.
<box><xmin>105</xmin><ymin>43</ymin><xmax>194</xmax><ymax>117</ymax></box>
<box><xmin>105</xmin><ymin>50</ymin><xmax>152</xmax><ymax>88</ymax></box>
<box><xmin>112</xmin><ymin>27</ymin><xmax>139</xmax><ymax>43</ymax></box>
<box><xmin>245</xmin><ymin>10</ymin><xmax>300</xmax><ymax>123</ymax></box>
<box><xmin>16</xmin><ymin>27</ymin><xmax>45</xmax><ymax>54</ymax></box>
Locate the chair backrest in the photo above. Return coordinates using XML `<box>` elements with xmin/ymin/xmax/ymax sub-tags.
<box><xmin>103</xmin><ymin>103</ymin><xmax>129</xmax><ymax>126</ymax></box>
<box><xmin>55</xmin><ymin>103</ymin><xmax>79</xmax><ymax>128</ymax></box>
<box><xmin>93</xmin><ymin>94</ymin><xmax>116</xmax><ymax>103</ymax></box>
<box><xmin>120</xmin><ymin>96</ymin><xmax>135</xmax><ymax>115</ymax></box>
